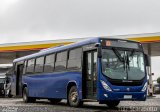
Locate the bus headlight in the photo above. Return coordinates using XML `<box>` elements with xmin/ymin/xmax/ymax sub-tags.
<box><xmin>141</xmin><ymin>82</ymin><xmax>147</xmax><ymax>92</ymax></box>
<box><xmin>100</xmin><ymin>80</ymin><xmax>112</xmax><ymax>91</ymax></box>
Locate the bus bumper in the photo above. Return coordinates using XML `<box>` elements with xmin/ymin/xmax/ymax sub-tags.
<box><xmin>99</xmin><ymin>91</ymin><xmax>147</xmax><ymax>102</ymax></box>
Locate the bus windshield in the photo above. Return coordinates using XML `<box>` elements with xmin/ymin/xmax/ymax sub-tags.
<box><xmin>102</xmin><ymin>48</ymin><xmax>145</xmax><ymax>80</ymax></box>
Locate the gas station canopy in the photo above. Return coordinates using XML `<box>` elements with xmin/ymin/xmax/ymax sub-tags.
<box><xmin>0</xmin><ymin>33</ymin><xmax>159</xmax><ymax>65</ymax></box>
<box><xmin>128</xmin><ymin>36</ymin><xmax>160</xmax><ymax>56</ymax></box>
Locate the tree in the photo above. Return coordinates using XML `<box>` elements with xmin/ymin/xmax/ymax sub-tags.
<box><xmin>157</xmin><ymin>77</ymin><xmax>160</xmax><ymax>84</ymax></box>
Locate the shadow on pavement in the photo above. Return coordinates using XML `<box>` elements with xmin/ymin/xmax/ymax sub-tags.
<box><xmin>27</xmin><ymin>100</ymin><xmax>120</xmax><ymax>111</ymax></box>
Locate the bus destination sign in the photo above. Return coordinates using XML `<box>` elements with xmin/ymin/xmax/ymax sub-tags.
<box><xmin>101</xmin><ymin>39</ymin><xmax>140</xmax><ymax>49</ymax></box>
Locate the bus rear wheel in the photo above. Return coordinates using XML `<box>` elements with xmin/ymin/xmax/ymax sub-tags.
<box><xmin>68</xmin><ymin>86</ymin><xmax>83</xmax><ymax>107</ymax></box>
<box><xmin>105</xmin><ymin>100</ymin><xmax>120</xmax><ymax>108</ymax></box>
<box><xmin>23</xmin><ymin>87</ymin><xmax>36</xmax><ymax>103</ymax></box>
<box><xmin>49</xmin><ymin>98</ymin><xmax>61</xmax><ymax>104</ymax></box>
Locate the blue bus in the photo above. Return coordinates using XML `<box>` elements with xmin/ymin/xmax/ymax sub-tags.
<box><xmin>11</xmin><ymin>37</ymin><xmax>149</xmax><ymax>107</ymax></box>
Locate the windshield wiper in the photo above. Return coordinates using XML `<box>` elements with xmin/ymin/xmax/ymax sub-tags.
<box><xmin>112</xmin><ymin>48</ymin><xmax>124</xmax><ymax>62</ymax></box>
<box><xmin>112</xmin><ymin>48</ymin><xmax>131</xmax><ymax>71</ymax></box>
<box><xmin>126</xmin><ymin>53</ymin><xmax>130</xmax><ymax>70</ymax></box>
<box><xmin>112</xmin><ymin>48</ymin><xmax>126</xmax><ymax>71</ymax></box>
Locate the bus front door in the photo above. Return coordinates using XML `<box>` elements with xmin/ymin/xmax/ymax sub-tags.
<box><xmin>83</xmin><ymin>51</ymin><xmax>97</xmax><ymax>99</ymax></box>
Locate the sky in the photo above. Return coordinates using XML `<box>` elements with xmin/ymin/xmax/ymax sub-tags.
<box><xmin>0</xmin><ymin>0</ymin><xmax>160</xmax><ymax>80</ymax></box>
<box><xmin>0</xmin><ymin>0</ymin><xmax>160</xmax><ymax>43</ymax></box>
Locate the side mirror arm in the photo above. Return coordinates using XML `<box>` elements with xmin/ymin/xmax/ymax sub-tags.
<box><xmin>95</xmin><ymin>43</ymin><xmax>102</xmax><ymax>58</ymax></box>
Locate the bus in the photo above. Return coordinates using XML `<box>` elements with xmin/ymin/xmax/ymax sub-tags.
<box><xmin>11</xmin><ymin>37</ymin><xmax>149</xmax><ymax>107</ymax></box>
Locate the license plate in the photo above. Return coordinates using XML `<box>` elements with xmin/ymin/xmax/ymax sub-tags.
<box><xmin>124</xmin><ymin>95</ymin><xmax>132</xmax><ymax>99</ymax></box>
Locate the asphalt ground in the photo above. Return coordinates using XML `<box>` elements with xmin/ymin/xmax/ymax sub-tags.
<box><xmin>0</xmin><ymin>95</ymin><xmax>160</xmax><ymax>112</ymax></box>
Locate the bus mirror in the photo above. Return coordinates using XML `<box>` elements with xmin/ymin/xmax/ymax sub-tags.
<box><xmin>98</xmin><ymin>47</ymin><xmax>102</xmax><ymax>58</ymax></box>
<box><xmin>95</xmin><ymin>43</ymin><xmax>100</xmax><ymax>47</ymax></box>
<box><xmin>95</xmin><ymin>43</ymin><xmax>102</xmax><ymax>58</ymax></box>
<box><xmin>144</xmin><ymin>54</ymin><xmax>150</xmax><ymax>66</ymax></box>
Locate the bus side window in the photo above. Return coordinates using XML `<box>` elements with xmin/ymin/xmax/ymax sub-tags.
<box><xmin>35</xmin><ymin>56</ymin><xmax>45</xmax><ymax>73</ymax></box>
<box><xmin>26</xmin><ymin>59</ymin><xmax>35</xmax><ymax>74</ymax></box>
<box><xmin>87</xmin><ymin>53</ymin><xmax>92</xmax><ymax>80</ymax></box>
<box><xmin>44</xmin><ymin>54</ymin><xmax>55</xmax><ymax>73</ymax></box>
<box><xmin>93</xmin><ymin>52</ymin><xmax>97</xmax><ymax>80</ymax></box>
<box><xmin>55</xmin><ymin>51</ymin><xmax>67</xmax><ymax>71</ymax></box>
<box><xmin>67</xmin><ymin>48</ymin><xmax>82</xmax><ymax>70</ymax></box>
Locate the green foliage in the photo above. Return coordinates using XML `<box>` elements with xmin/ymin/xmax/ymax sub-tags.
<box><xmin>157</xmin><ymin>77</ymin><xmax>160</xmax><ymax>84</ymax></box>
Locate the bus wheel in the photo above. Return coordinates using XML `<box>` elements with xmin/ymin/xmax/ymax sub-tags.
<box><xmin>105</xmin><ymin>100</ymin><xmax>120</xmax><ymax>108</ymax></box>
<box><xmin>68</xmin><ymin>86</ymin><xmax>83</xmax><ymax>107</ymax></box>
<box><xmin>49</xmin><ymin>99</ymin><xmax>61</xmax><ymax>104</ymax></box>
<box><xmin>23</xmin><ymin>87</ymin><xmax>36</xmax><ymax>103</ymax></box>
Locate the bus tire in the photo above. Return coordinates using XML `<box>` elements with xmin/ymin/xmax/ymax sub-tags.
<box><xmin>49</xmin><ymin>98</ymin><xmax>61</xmax><ymax>104</ymax></box>
<box><xmin>23</xmin><ymin>87</ymin><xmax>36</xmax><ymax>103</ymax></box>
<box><xmin>105</xmin><ymin>100</ymin><xmax>120</xmax><ymax>108</ymax></box>
<box><xmin>68</xmin><ymin>86</ymin><xmax>83</xmax><ymax>107</ymax></box>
